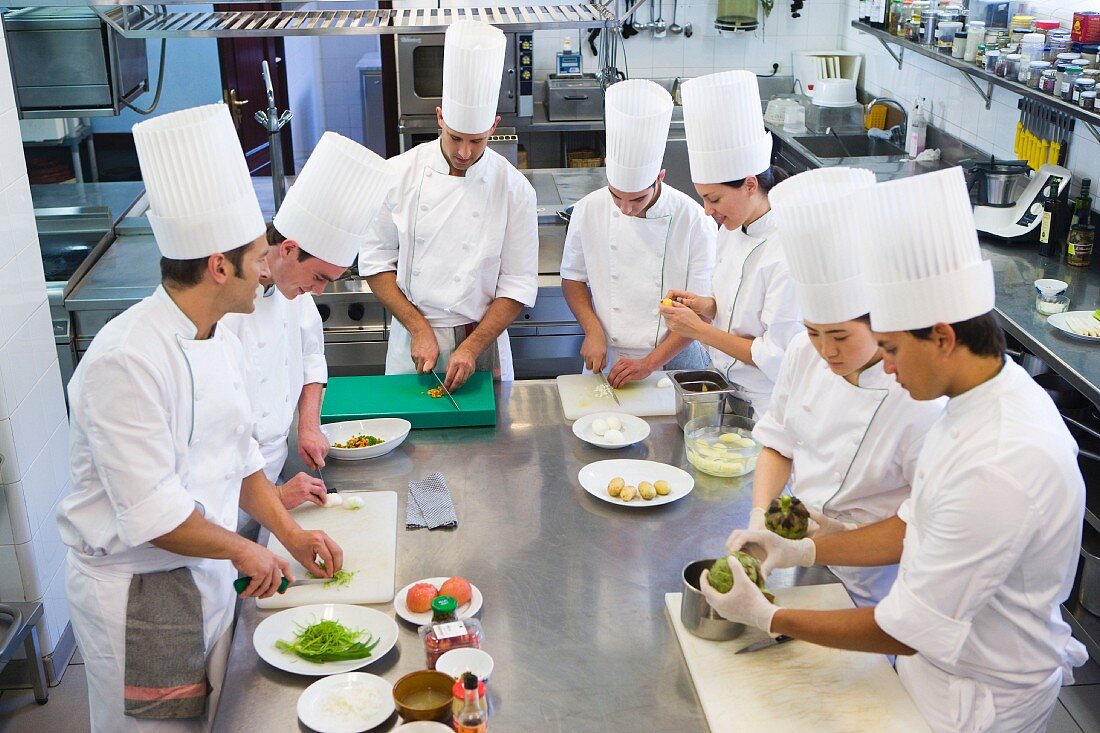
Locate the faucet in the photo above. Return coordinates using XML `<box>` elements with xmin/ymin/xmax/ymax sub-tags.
<box><xmin>867</xmin><ymin>97</ymin><xmax>908</xmax><ymax>148</ymax></box>
<box><xmin>671</xmin><ymin>77</ymin><xmax>684</xmax><ymax>106</ymax></box>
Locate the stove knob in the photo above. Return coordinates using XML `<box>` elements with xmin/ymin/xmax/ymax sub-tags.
<box><xmin>348</xmin><ymin>303</ymin><xmax>366</xmax><ymax>322</ymax></box>
<box><xmin>317</xmin><ymin>304</ymin><xmax>331</xmax><ymax>322</ymax></box>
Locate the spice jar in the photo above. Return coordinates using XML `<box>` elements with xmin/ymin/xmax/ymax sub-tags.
<box><xmin>1048</xmin><ymin>31</ymin><xmax>1073</xmax><ymax>58</ymax></box>
<box><xmin>419</xmin><ymin>595</ymin><xmax>484</xmax><ymax>670</ymax></box>
<box><xmin>965</xmin><ymin>22</ymin><xmax>985</xmax><ymax>61</ymax></box>
<box><xmin>1026</xmin><ymin>60</ymin><xmax>1051</xmax><ymax>88</ymax></box>
<box><xmin>1066</xmin><ymin>225</ymin><xmax>1095</xmax><ymax>268</ymax></box>
<box><xmin>953</xmin><ymin>31</ymin><xmax>969</xmax><ymax>59</ymax></box>
<box><xmin>1040</xmin><ymin>69</ymin><xmax>1058</xmax><ymax>94</ymax></box>
<box><xmin>1060</xmin><ymin>66</ymin><xmax>1083</xmax><ymax>100</ymax></box>
<box><xmin>1002</xmin><ymin>53</ymin><xmax>1022</xmax><ymax>78</ymax></box>
<box><xmin>1074</xmin><ymin>77</ymin><xmax>1097</xmax><ymax>103</ymax></box>
<box><xmin>984</xmin><ymin>49</ymin><xmax>1001</xmax><ymax>74</ymax></box>
<box><xmin>938</xmin><ymin>21</ymin><xmax>963</xmax><ymax>54</ymax></box>
<box><xmin>1082</xmin><ymin>91</ymin><xmax>1097</xmax><ymax>111</ymax></box>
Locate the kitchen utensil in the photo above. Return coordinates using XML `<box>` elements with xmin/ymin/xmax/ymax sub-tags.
<box><xmin>257</xmin><ymin>491</ymin><xmax>398</xmax><ymax>609</ymax></box>
<box><xmin>436</xmin><ymin>648</ymin><xmax>494</xmax><ymax>682</ymax></box>
<box><xmin>393</xmin><ymin>577</ymin><xmax>484</xmax><ymax>626</ymax></box>
<box><xmin>811</xmin><ymin>78</ymin><xmax>857</xmax><ymax>107</ymax></box>
<box><xmin>321</xmin><ymin>418</ymin><xmax>411</xmax><ymax>460</ymax></box>
<box><xmin>972</xmin><ymin>163</ymin><xmax>1072</xmax><ymax>243</ymax></box>
<box><xmin>1048</xmin><ymin>311</ymin><xmax>1100</xmax><ymax>342</ymax></box>
<box><xmin>429</xmin><ymin>369</ymin><xmax>461</xmax><ymax>411</ymax></box>
<box><xmin>680</xmin><ymin>560</ymin><xmax>748</xmax><ymax>641</ymax></box>
<box><xmin>577</xmin><ymin>458</ymin><xmax>694</xmax><ymax>507</ymax></box>
<box><xmin>735</xmin><ymin>634</ymin><xmax>794</xmax><ymax>654</ymax></box>
<box><xmin>392</xmin><ymin>670</ymin><xmax>454</xmax><ymax>722</ymax></box>
<box><xmin>670</xmin><ymin>369</ymin><xmax>753</xmax><ymax>429</ymax></box>
<box><xmin>297</xmin><ymin>672</ymin><xmax>395</xmax><ymax>733</ymax></box>
<box><xmin>571</xmin><ymin>411</ymin><xmax>651</xmax><ymax>449</ymax></box>
<box><xmin>253</xmin><ymin>603</ymin><xmax>399</xmax><ymax>676</ymax></box>
<box><xmin>1035</xmin><ymin>278</ymin><xmax>1069</xmax><ymax>298</ymax></box>
<box><xmin>666</xmin><ymin>587</ymin><xmax>933</xmax><ymax>733</ymax></box>
<box><xmin>322</xmin><ymin>372</ymin><xmax>496</xmax><ymax>429</ymax></box>
<box><xmin>233</xmin><ymin>576</ymin><xmax>328</xmax><ymax>595</ymax></box>
<box><xmin>684</xmin><ymin>413</ymin><xmax>761</xmax><ymax>478</ymax></box>
<box><xmin>964</xmin><ymin>157</ymin><xmax>1029</xmax><ymax>208</ymax></box>
<box><xmin>595</xmin><ymin>370</ymin><xmax>621</xmax><ymax>406</ymax></box>
<box><xmin>556</xmin><ymin>371</ymin><xmax>676</xmax><ymax>420</ymax></box>
<box><xmin>714</xmin><ymin>0</ymin><xmax>759</xmax><ymax>32</ymax></box>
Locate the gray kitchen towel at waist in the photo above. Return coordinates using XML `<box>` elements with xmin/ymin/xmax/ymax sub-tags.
<box><xmin>124</xmin><ymin>567</ymin><xmax>209</xmax><ymax>719</ymax></box>
<box><xmin>407</xmin><ymin>472</ymin><xmax>458</xmax><ymax>530</ymax></box>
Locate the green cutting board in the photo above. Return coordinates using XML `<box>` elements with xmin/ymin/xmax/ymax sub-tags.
<box><xmin>321</xmin><ymin>372</ymin><xmax>496</xmax><ymax>429</ymax></box>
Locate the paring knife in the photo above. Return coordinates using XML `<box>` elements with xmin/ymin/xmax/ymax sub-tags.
<box><xmin>430</xmin><ymin>369</ymin><xmax>462</xmax><ymax>411</ymax></box>
<box><xmin>596</xmin><ymin>371</ymin><xmax>622</xmax><ymax>406</ymax></box>
<box><xmin>735</xmin><ymin>634</ymin><xmax>794</xmax><ymax>654</ymax></box>
<box><xmin>232</xmin><ymin>576</ymin><xmax>329</xmax><ymax>595</ymax></box>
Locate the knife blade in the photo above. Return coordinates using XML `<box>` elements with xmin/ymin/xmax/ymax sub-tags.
<box><xmin>430</xmin><ymin>369</ymin><xmax>462</xmax><ymax>411</ymax></box>
<box><xmin>596</xmin><ymin>371</ymin><xmax>621</xmax><ymax>406</ymax></box>
<box><xmin>232</xmin><ymin>576</ymin><xmax>330</xmax><ymax>595</ymax></box>
<box><xmin>735</xmin><ymin>634</ymin><xmax>794</xmax><ymax>654</ymax></box>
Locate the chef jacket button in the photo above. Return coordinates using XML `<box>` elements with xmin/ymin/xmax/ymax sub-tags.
<box><xmin>472</xmin><ymin>211</ymin><xmax>480</xmax><ymax>218</ymax></box>
<box><xmin>796</xmin><ymin>440</ymin><xmax>804</xmax><ymax>447</ymax></box>
<box><xmin>195</xmin><ymin>390</ymin><xmax>204</xmax><ymax>401</ymax></box>
<box><xmin>652</xmin><ymin>308</ymin><xmax>659</xmax><ymax>316</ymax></box>
<box><xmin>612</xmin><ymin>211</ymin><xmax>620</xmax><ymax>217</ymax></box>
<box><xmin>950</xmin><ymin>428</ymin><xmax>960</xmax><ymax>439</ymax></box>
<box><xmin>612</xmin><ymin>306</ymin><xmax>620</xmax><ymax>312</ymax></box>
<box><xmin>426</xmin><ymin>170</ymin><xmax>433</xmax><ymax>178</ymax></box>
<box><xmin>413</xmin><ymin>268</ymin><xmax>422</xmax><ymax>276</ymax></box>
<box><xmin>480</xmin><ymin>176</ymin><xmax>487</xmax><ymax>183</ymax></box>
<box><xmin>234</xmin><ymin>425</ymin><xmax>244</xmax><ymax>435</ymax></box>
<box><xmin>832</xmin><ymin>471</ymin><xmax>842</xmax><ymax>481</ymax></box>
<box><xmin>611</xmin><ymin>337</ymin><xmax>619</xmax><ymax>344</ymax></box>
<box><xmin>261</xmin><ymin>377</ymin><xmax>269</xmax><ymax>384</ymax></box>
<box><xmin>610</xmin><ymin>245</ymin><xmax>617</xmax><ymax>251</ymax></box>
<box><xmin>420</xmin><ymin>205</ymin><xmax>429</xmax><ymax>212</ymax></box>
<box><xmin>919</xmin><ymin>470</ymin><xmax>926</xmax><ymax>479</ymax></box>
<box><xmin>611</xmin><ymin>274</ymin><xmax>619</xmax><ymax>280</ymax></box>
<box><xmin>453</xmin><ymin>275</ymin><xmax>461</xmax><ymax>282</ymax></box>
<box><xmin>261</xmin><ymin>411</ymin><xmax>270</xmax><ymax>418</ymax></box>
<box><xmin>415</xmin><ymin>237</ymin><xmax>425</xmax><ymax>244</ymax></box>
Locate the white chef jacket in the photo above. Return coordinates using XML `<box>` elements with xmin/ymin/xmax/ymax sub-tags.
<box><xmin>359</xmin><ymin>140</ymin><xmax>538</xmax><ymax>375</ymax></box>
<box><xmin>709</xmin><ymin>210</ymin><xmax>801</xmax><ymax>416</ymax></box>
<box><xmin>874</xmin><ymin>360</ymin><xmax>1087</xmax><ymax>733</ymax></box>
<box><xmin>560</xmin><ymin>183</ymin><xmax>716</xmax><ymax>363</ymax></box>
<box><xmin>221</xmin><ymin>285</ymin><xmax>327</xmax><ymax>482</ymax></box>
<box><xmin>753</xmin><ymin>331</ymin><xmax>946</xmax><ymax>606</ymax></box>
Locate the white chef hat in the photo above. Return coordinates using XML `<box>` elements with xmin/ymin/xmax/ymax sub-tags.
<box><xmin>604</xmin><ymin>79</ymin><xmax>673</xmax><ymax>193</ymax></box>
<box><xmin>771</xmin><ymin>167</ymin><xmax>877</xmax><ymax>324</ymax></box>
<box><xmin>273</xmin><ymin>132</ymin><xmax>392</xmax><ymax>268</ymax></box>
<box><xmin>133</xmin><ymin>103</ymin><xmax>265</xmax><ymax>260</ymax></box>
<box><xmin>859</xmin><ymin>167</ymin><xmax>994</xmax><ymax>332</ymax></box>
<box><xmin>442</xmin><ymin>20</ymin><xmax>506</xmax><ymax>135</ymax></box>
<box><xmin>681</xmin><ymin>70</ymin><xmax>772</xmax><ymax>184</ymax></box>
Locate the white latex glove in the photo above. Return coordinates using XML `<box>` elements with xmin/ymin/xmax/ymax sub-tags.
<box><xmin>806</xmin><ymin>508</ymin><xmax>858</xmax><ymax>538</ymax></box>
<box><xmin>700</xmin><ymin>560</ymin><xmax>779</xmax><ymax>633</ymax></box>
<box><xmin>726</xmin><ymin>529</ymin><xmax>816</xmax><ymax>576</ymax></box>
<box><xmin>747</xmin><ymin>506</ymin><xmax>767</xmax><ymax>531</ymax></box>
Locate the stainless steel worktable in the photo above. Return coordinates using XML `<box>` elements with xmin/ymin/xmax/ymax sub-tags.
<box><xmin>213</xmin><ymin>379</ymin><xmax>830</xmax><ymax>732</ymax></box>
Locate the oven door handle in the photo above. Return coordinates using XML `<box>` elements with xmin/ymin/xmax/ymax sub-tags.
<box><xmin>563</xmin><ymin>95</ymin><xmax>590</xmax><ymax>101</ymax></box>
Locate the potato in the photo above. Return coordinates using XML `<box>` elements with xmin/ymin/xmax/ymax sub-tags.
<box><xmin>619</xmin><ymin>484</ymin><xmax>638</xmax><ymax>502</ymax></box>
<box><xmin>607</xmin><ymin>477</ymin><xmax>625</xmax><ymax>497</ymax></box>
<box><xmin>654</xmin><ymin>479</ymin><xmax>670</xmax><ymax>496</ymax></box>
<box><xmin>639</xmin><ymin>482</ymin><xmax>656</xmax><ymax>500</ymax></box>
<box><xmin>719</xmin><ymin>433</ymin><xmax>741</xmax><ymax>445</ymax></box>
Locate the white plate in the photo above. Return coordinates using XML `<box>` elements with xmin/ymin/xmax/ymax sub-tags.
<box><xmin>1048</xmin><ymin>311</ymin><xmax>1100</xmax><ymax>342</ymax></box>
<box><xmin>322</xmin><ymin>418</ymin><xmax>412</xmax><ymax>460</ymax></box>
<box><xmin>578</xmin><ymin>459</ymin><xmax>695</xmax><ymax>508</ymax></box>
<box><xmin>572</xmin><ymin>412</ymin><xmax>651</xmax><ymax>449</ymax></box>
<box><xmin>297</xmin><ymin>672</ymin><xmax>394</xmax><ymax>733</ymax></box>
<box><xmin>393</xmin><ymin>577</ymin><xmax>483</xmax><ymax>626</ymax></box>
<box><xmin>253</xmin><ymin>603</ymin><xmax>399</xmax><ymax>676</ymax></box>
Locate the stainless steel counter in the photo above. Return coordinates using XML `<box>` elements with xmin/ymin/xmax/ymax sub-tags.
<box><xmin>213</xmin><ymin>380</ymin><xmax>831</xmax><ymax>732</ymax></box>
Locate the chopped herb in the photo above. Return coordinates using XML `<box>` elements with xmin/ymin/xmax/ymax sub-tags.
<box><xmin>275</xmin><ymin>618</ymin><xmax>380</xmax><ymax>662</ymax></box>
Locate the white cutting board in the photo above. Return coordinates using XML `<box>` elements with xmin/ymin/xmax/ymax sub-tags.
<box><xmin>257</xmin><ymin>491</ymin><xmax>397</xmax><ymax>609</ymax></box>
<box><xmin>556</xmin><ymin>371</ymin><xmax>676</xmax><ymax>420</ymax></box>
<box><xmin>666</xmin><ymin>585</ymin><xmax>931</xmax><ymax>733</ymax></box>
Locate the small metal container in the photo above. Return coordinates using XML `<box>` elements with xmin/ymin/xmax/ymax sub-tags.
<box><xmin>670</xmin><ymin>370</ymin><xmax>753</xmax><ymax>429</ymax></box>
<box><xmin>681</xmin><ymin>560</ymin><xmax>747</xmax><ymax>641</ymax></box>
<box><xmin>1080</xmin><ymin>524</ymin><xmax>1100</xmax><ymax>616</ymax></box>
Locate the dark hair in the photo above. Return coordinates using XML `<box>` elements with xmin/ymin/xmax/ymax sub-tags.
<box><xmin>908</xmin><ymin>312</ymin><xmax>1005</xmax><ymax>359</ymax></box>
<box><xmin>160</xmin><ymin>242</ymin><xmax>251</xmax><ymax>287</ymax></box>
<box><xmin>266</xmin><ymin>222</ymin><xmax>313</xmax><ymax>261</ymax></box>
<box><xmin>722</xmin><ymin>165</ymin><xmax>791</xmax><ymax>193</ymax></box>
<box><xmin>852</xmin><ymin>314</ymin><xmax>872</xmax><ymax>325</ymax></box>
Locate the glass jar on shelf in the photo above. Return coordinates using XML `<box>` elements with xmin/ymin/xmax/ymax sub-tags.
<box><xmin>418</xmin><ymin>595</ymin><xmax>484</xmax><ymax>671</ymax></box>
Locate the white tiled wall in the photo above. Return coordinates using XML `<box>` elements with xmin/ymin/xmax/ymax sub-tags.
<box><xmin>0</xmin><ymin>21</ymin><xmax>73</xmax><ymax>657</ymax></box>
<box><xmin>842</xmin><ymin>0</ymin><xmax>1100</xmax><ymax>185</ymax></box>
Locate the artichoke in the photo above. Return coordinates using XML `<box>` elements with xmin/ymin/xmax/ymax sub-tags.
<box><xmin>707</xmin><ymin>552</ymin><xmax>774</xmax><ymax>602</ymax></box>
<box><xmin>765</xmin><ymin>494</ymin><xmax>811</xmax><ymax>540</ymax></box>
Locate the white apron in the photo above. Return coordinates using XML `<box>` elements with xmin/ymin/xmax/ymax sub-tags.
<box><xmin>385</xmin><ymin>318</ymin><xmax>514</xmax><ymax>381</ymax></box>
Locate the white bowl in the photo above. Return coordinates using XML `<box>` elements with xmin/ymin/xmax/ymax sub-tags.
<box><xmin>812</xmin><ymin>78</ymin><xmax>857</xmax><ymax>107</ymax></box>
<box><xmin>572</xmin><ymin>412</ymin><xmax>650</xmax><ymax>449</ymax></box>
<box><xmin>322</xmin><ymin>418</ymin><xmax>411</xmax><ymax>460</ymax></box>
<box><xmin>436</xmin><ymin>648</ymin><xmax>494</xmax><ymax>682</ymax></box>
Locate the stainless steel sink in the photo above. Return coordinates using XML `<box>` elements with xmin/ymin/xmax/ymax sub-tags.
<box><xmin>794</xmin><ymin>134</ymin><xmax>907</xmax><ymax>159</ymax></box>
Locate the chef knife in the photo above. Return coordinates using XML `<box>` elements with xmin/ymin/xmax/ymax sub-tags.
<box><xmin>596</xmin><ymin>370</ymin><xmax>622</xmax><ymax>406</ymax></box>
<box><xmin>233</xmin><ymin>576</ymin><xmax>330</xmax><ymax>595</ymax></box>
<box><xmin>735</xmin><ymin>634</ymin><xmax>794</xmax><ymax>654</ymax></box>
<box><xmin>430</xmin><ymin>369</ymin><xmax>462</xmax><ymax>411</ymax></box>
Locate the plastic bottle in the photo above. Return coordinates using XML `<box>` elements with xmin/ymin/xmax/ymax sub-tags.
<box><xmin>906</xmin><ymin>98</ymin><xmax>928</xmax><ymax>158</ymax></box>
<box><xmin>454</xmin><ymin>672</ymin><xmax>487</xmax><ymax>733</ymax></box>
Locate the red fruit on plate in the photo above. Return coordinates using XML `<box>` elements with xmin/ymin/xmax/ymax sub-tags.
<box><xmin>439</xmin><ymin>576</ymin><xmax>472</xmax><ymax>607</ymax></box>
<box><xmin>406</xmin><ymin>583</ymin><xmax>438</xmax><ymax>613</ymax></box>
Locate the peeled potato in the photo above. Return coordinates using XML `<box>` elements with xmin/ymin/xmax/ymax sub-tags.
<box><xmin>639</xmin><ymin>483</ymin><xmax>656</xmax><ymax>500</ymax></box>
<box><xmin>654</xmin><ymin>480</ymin><xmax>670</xmax><ymax>495</ymax></box>
<box><xmin>619</xmin><ymin>484</ymin><xmax>638</xmax><ymax>502</ymax></box>
<box><xmin>607</xmin><ymin>477</ymin><xmax>625</xmax><ymax>497</ymax></box>
<box><xmin>719</xmin><ymin>433</ymin><xmax>741</xmax><ymax>445</ymax></box>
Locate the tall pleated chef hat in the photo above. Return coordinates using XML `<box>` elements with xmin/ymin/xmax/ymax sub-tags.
<box><xmin>604</xmin><ymin>79</ymin><xmax>674</xmax><ymax>193</ymax></box>
<box><xmin>442</xmin><ymin>20</ymin><xmax>507</xmax><ymax>135</ymax></box>
<box><xmin>771</xmin><ymin>167</ymin><xmax>877</xmax><ymax>324</ymax></box>
<box><xmin>681</xmin><ymin>70</ymin><xmax>773</xmax><ymax>184</ymax></box>
<box><xmin>273</xmin><ymin>132</ymin><xmax>392</xmax><ymax>268</ymax></box>
<box><xmin>133</xmin><ymin>104</ymin><xmax>265</xmax><ymax>260</ymax></box>
<box><xmin>858</xmin><ymin>166</ymin><xmax>994</xmax><ymax>332</ymax></box>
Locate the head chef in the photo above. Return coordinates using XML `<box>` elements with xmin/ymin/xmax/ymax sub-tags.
<box><xmin>705</xmin><ymin>167</ymin><xmax>1087</xmax><ymax>733</ymax></box>
<box><xmin>222</xmin><ymin>131</ymin><xmax>392</xmax><ymax>529</ymax></box>
<box><xmin>358</xmin><ymin>19</ymin><xmax>538</xmax><ymax>392</ymax></box>
<box><xmin>560</xmin><ymin>79</ymin><xmax>715</xmax><ymax>388</ymax></box>
<box><xmin>58</xmin><ymin>104</ymin><xmax>343</xmax><ymax>733</ymax></box>
<box><xmin>659</xmin><ymin>70</ymin><xmax>801</xmax><ymax>417</ymax></box>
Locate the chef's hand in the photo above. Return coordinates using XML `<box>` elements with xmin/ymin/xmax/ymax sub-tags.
<box><xmin>660</xmin><ymin>300</ymin><xmax>707</xmax><ymax>340</ymax></box>
<box><xmin>410</xmin><ymin>328</ymin><xmax>440</xmax><ymax>374</ymax></box>
<box><xmin>297</xmin><ymin>426</ymin><xmax>329</xmax><ymax>471</ymax></box>
<box><xmin>284</xmin><ymin>529</ymin><xmax>343</xmax><ymax>579</ymax></box>
<box><xmin>444</xmin><ymin>344</ymin><xmax>477</xmax><ymax>392</ymax></box>
<box><xmin>608</xmin><ymin>357</ymin><xmax>655</xmax><ymax>388</ymax></box>
<box><xmin>726</xmin><ymin>529</ymin><xmax>816</xmax><ymax>576</ymax></box>
<box><xmin>665</xmin><ymin>290</ymin><xmax>717</xmax><ymax>321</ymax></box>
<box><xmin>580</xmin><ymin>332</ymin><xmax>607</xmax><ymax>373</ymax></box>
<box><xmin>747</xmin><ymin>506</ymin><xmax>767</xmax><ymax>531</ymax></box>
<box><xmin>233</xmin><ymin>541</ymin><xmax>293</xmax><ymax>599</ymax></box>
<box><xmin>277</xmin><ymin>472</ymin><xmax>327</xmax><ymax>510</ymax></box>
<box><xmin>806</xmin><ymin>508</ymin><xmax>857</xmax><ymax>538</ymax></box>
<box><xmin>700</xmin><ymin>562</ymin><xmax>779</xmax><ymax>632</ymax></box>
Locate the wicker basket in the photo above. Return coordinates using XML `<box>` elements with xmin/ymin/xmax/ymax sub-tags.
<box><xmin>567</xmin><ymin>149</ymin><xmax>603</xmax><ymax>168</ymax></box>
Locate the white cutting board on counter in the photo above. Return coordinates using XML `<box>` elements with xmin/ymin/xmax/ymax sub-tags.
<box><xmin>556</xmin><ymin>371</ymin><xmax>676</xmax><ymax>420</ymax></box>
<box><xmin>666</xmin><ymin>584</ymin><xmax>931</xmax><ymax>733</ymax></box>
<box><xmin>257</xmin><ymin>491</ymin><xmax>397</xmax><ymax>610</ymax></box>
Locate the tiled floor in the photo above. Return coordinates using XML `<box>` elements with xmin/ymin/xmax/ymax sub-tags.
<box><xmin>1</xmin><ymin>647</ymin><xmax>1100</xmax><ymax>731</ymax></box>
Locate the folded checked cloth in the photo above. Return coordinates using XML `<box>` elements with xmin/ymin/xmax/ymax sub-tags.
<box><xmin>124</xmin><ymin>567</ymin><xmax>209</xmax><ymax>719</ymax></box>
<box><xmin>406</xmin><ymin>472</ymin><xmax>458</xmax><ymax>530</ymax></box>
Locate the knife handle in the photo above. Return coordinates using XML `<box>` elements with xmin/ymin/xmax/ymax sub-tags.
<box><xmin>233</xmin><ymin>576</ymin><xmax>289</xmax><ymax>595</ymax></box>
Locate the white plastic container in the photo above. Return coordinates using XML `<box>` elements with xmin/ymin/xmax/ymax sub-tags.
<box><xmin>812</xmin><ymin>78</ymin><xmax>858</xmax><ymax>107</ymax></box>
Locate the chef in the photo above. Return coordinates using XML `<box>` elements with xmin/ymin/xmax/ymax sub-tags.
<box><xmin>223</xmin><ymin>131</ymin><xmax>392</xmax><ymax>519</ymax></box>
<box><xmin>58</xmin><ymin>104</ymin><xmax>342</xmax><ymax>732</ymax></box>
<box><xmin>560</xmin><ymin>79</ymin><xmax>715</xmax><ymax>387</ymax></box>
<box><xmin>743</xmin><ymin>166</ymin><xmax>945</xmax><ymax>608</ymax></box>
<box><xmin>359</xmin><ymin>19</ymin><xmax>538</xmax><ymax>391</ymax></box>
<box><xmin>660</xmin><ymin>70</ymin><xmax>801</xmax><ymax>416</ymax></box>
<box><xmin>704</xmin><ymin>168</ymin><xmax>1087</xmax><ymax>733</ymax></box>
